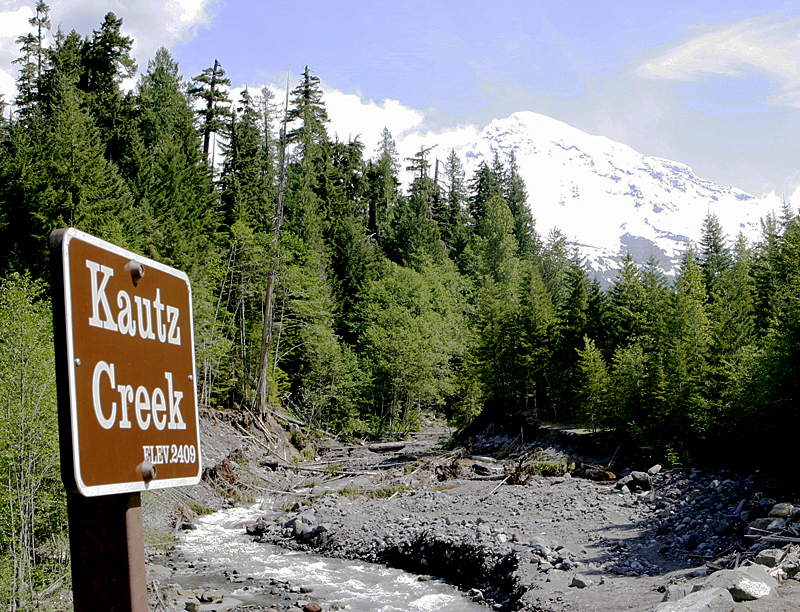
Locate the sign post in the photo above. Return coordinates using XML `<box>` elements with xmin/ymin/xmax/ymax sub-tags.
<box><xmin>50</xmin><ymin>228</ymin><xmax>201</xmax><ymax>611</ymax></box>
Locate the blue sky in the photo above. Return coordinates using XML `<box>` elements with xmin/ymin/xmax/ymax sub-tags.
<box><xmin>2</xmin><ymin>0</ymin><xmax>800</xmax><ymax>196</ymax></box>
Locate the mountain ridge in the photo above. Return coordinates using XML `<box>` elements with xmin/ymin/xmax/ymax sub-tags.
<box><xmin>447</xmin><ymin>110</ymin><xmax>783</xmax><ymax>282</ymax></box>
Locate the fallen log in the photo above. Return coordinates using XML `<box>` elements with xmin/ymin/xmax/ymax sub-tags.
<box><xmin>368</xmin><ymin>441</ymin><xmax>406</xmax><ymax>453</ymax></box>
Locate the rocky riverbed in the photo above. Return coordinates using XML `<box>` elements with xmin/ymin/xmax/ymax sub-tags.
<box><xmin>143</xmin><ymin>412</ymin><xmax>800</xmax><ymax>612</ymax></box>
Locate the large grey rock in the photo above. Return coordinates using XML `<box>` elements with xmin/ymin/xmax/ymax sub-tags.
<box><xmin>700</xmin><ymin>565</ymin><xmax>778</xmax><ymax>601</ymax></box>
<box><xmin>747</xmin><ymin>517</ymin><xmax>786</xmax><ymax>535</ymax></box>
<box><xmin>662</xmin><ymin>584</ymin><xmax>694</xmax><ymax>602</ymax></box>
<box><xmin>148</xmin><ymin>564</ymin><xmax>173</xmax><ymax>582</ymax></box>
<box><xmin>754</xmin><ymin>548</ymin><xmax>784</xmax><ymax>568</ymax></box>
<box><xmin>783</xmin><ymin>551</ymin><xmax>800</xmax><ymax>577</ymax></box>
<box><xmin>655</xmin><ymin>587</ymin><xmax>733</xmax><ymax>612</ymax></box>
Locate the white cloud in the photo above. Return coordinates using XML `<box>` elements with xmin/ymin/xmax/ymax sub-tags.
<box><xmin>638</xmin><ymin>12</ymin><xmax>800</xmax><ymax>107</ymax></box>
<box><xmin>323</xmin><ymin>88</ymin><xmax>424</xmax><ymax>153</ymax></box>
<box><xmin>0</xmin><ymin>3</ymin><xmax>33</xmax><ymax>102</ymax></box>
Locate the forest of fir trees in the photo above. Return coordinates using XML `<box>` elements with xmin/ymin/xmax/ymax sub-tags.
<box><xmin>2</xmin><ymin>3</ymin><xmax>800</xmax><ymax>607</ymax></box>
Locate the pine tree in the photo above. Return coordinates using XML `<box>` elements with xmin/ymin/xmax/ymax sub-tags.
<box><xmin>608</xmin><ymin>253</ymin><xmax>644</xmax><ymax>350</ymax></box>
<box><xmin>576</xmin><ymin>336</ymin><xmax>610</xmax><ymax>433</ymax></box>
<box><xmin>383</xmin><ymin>147</ymin><xmax>443</xmax><ymax>267</ymax></box>
<box><xmin>79</xmin><ymin>12</ymin><xmax>137</xmax><ymax>160</ymax></box>
<box><xmin>699</xmin><ymin>212</ymin><xmax>731</xmax><ymax>300</ymax></box>
<box><xmin>188</xmin><ymin>59</ymin><xmax>232</xmax><ymax>161</ymax></box>
<box><xmin>469</xmin><ymin>156</ymin><xmax>504</xmax><ymax>227</ymax></box>
<box><xmin>283</xmin><ymin>66</ymin><xmax>330</xmax><ymax>247</ymax></box>
<box><xmin>220</xmin><ymin>88</ymin><xmax>273</xmax><ymax>228</ymax></box>
<box><xmin>132</xmin><ymin>47</ymin><xmax>218</xmax><ymax>272</ymax></box>
<box><xmin>364</xmin><ymin>128</ymin><xmax>400</xmax><ymax>235</ymax></box>
<box><xmin>666</xmin><ymin>250</ymin><xmax>711</xmax><ymax>453</ymax></box>
<box><xmin>516</xmin><ymin>261</ymin><xmax>556</xmax><ymax>418</ymax></box>
<box><xmin>12</xmin><ymin>0</ymin><xmax>51</xmax><ymax>120</ymax></box>
<box><xmin>504</xmin><ymin>151</ymin><xmax>538</xmax><ymax>258</ymax></box>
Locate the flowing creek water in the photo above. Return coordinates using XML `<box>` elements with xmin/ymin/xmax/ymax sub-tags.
<box><xmin>175</xmin><ymin>501</ymin><xmax>490</xmax><ymax>611</ymax></box>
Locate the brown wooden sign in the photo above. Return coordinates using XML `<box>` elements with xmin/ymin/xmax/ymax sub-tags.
<box><xmin>51</xmin><ymin>228</ymin><xmax>201</xmax><ymax>497</ymax></box>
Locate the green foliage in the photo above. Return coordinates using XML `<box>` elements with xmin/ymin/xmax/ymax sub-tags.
<box><xmin>575</xmin><ymin>336</ymin><xmax>609</xmax><ymax>432</ymax></box>
<box><xmin>2</xmin><ymin>7</ymin><xmax>800</xmax><ymax>570</ymax></box>
<box><xmin>0</xmin><ymin>273</ymin><xmax>66</xmax><ymax>609</ymax></box>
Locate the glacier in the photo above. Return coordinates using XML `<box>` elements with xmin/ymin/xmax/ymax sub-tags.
<box><xmin>415</xmin><ymin>111</ymin><xmax>788</xmax><ymax>283</ymax></box>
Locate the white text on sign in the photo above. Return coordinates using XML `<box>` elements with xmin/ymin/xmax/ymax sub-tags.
<box><xmin>91</xmin><ymin>361</ymin><xmax>187</xmax><ymax>431</ymax></box>
<box><xmin>86</xmin><ymin>260</ymin><xmax>181</xmax><ymax>345</ymax></box>
<box><xmin>143</xmin><ymin>444</ymin><xmax>197</xmax><ymax>465</ymax></box>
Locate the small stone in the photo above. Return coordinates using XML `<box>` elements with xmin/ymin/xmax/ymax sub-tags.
<box><xmin>648</xmin><ymin>464</ymin><xmax>663</xmax><ymax>475</ymax></box>
<box><xmin>148</xmin><ymin>564</ymin><xmax>173</xmax><ymax>582</ymax></box>
<box><xmin>769</xmin><ymin>502</ymin><xmax>794</xmax><ymax>518</ymax></box>
<box><xmin>684</xmin><ymin>533</ymin><xmax>702</xmax><ymax>550</ymax></box>
<box><xmin>293</xmin><ymin>520</ymin><xmax>308</xmax><ymax>537</ymax></box>
<box><xmin>570</xmin><ymin>574</ymin><xmax>593</xmax><ymax>588</ymax></box>
<box><xmin>302</xmin><ymin>603</ymin><xmax>322</xmax><ymax>612</ymax></box>
<box><xmin>469</xmin><ymin>588</ymin><xmax>484</xmax><ymax>602</ymax></box>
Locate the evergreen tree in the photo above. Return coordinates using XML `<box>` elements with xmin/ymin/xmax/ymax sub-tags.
<box><xmin>540</xmin><ymin>227</ymin><xmax>572</xmax><ymax>315</ymax></box>
<box><xmin>132</xmin><ymin>47</ymin><xmax>218</xmax><ymax>272</ymax></box>
<box><xmin>283</xmin><ymin>66</ymin><xmax>329</xmax><ymax>247</ymax></box>
<box><xmin>608</xmin><ymin>253</ymin><xmax>644</xmax><ymax>350</ymax></box>
<box><xmin>79</xmin><ymin>12</ymin><xmax>137</xmax><ymax>160</ymax></box>
<box><xmin>383</xmin><ymin>147</ymin><xmax>443</xmax><ymax>267</ymax></box>
<box><xmin>220</xmin><ymin>87</ymin><xmax>273</xmax><ymax>228</ymax></box>
<box><xmin>576</xmin><ymin>336</ymin><xmax>610</xmax><ymax>433</ymax></box>
<box><xmin>442</xmin><ymin>149</ymin><xmax>469</xmax><ymax>256</ymax></box>
<box><xmin>469</xmin><ymin>156</ymin><xmax>504</xmax><ymax>227</ymax></box>
<box><xmin>12</xmin><ymin>0</ymin><xmax>51</xmax><ymax>120</ymax></box>
<box><xmin>188</xmin><ymin>59</ymin><xmax>232</xmax><ymax>161</ymax></box>
<box><xmin>516</xmin><ymin>260</ymin><xmax>556</xmax><ymax>418</ymax></box>
<box><xmin>504</xmin><ymin>151</ymin><xmax>538</xmax><ymax>258</ymax></box>
<box><xmin>666</xmin><ymin>250</ymin><xmax>711</xmax><ymax>456</ymax></box>
<box><xmin>699</xmin><ymin>212</ymin><xmax>731</xmax><ymax>300</ymax></box>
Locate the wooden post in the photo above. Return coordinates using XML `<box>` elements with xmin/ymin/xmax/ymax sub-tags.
<box><xmin>67</xmin><ymin>491</ymin><xmax>148</xmax><ymax>612</ymax></box>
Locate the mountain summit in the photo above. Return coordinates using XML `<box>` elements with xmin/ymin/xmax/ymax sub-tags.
<box><xmin>455</xmin><ymin>111</ymin><xmax>781</xmax><ymax>280</ymax></box>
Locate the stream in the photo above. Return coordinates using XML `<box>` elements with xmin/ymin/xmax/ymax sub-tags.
<box><xmin>175</xmin><ymin>501</ymin><xmax>491</xmax><ymax>611</ymax></box>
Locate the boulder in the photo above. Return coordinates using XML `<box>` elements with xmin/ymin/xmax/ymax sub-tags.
<box><xmin>700</xmin><ymin>565</ymin><xmax>778</xmax><ymax>602</ymax></box>
<box><xmin>662</xmin><ymin>584</ymin><xmax>694</xmax><ymax>602</ymax></box>
<box><xmin>617</xmin><ymin>471</ymin><xmax>652</xmax><ymax>491</ymax></box>
<box><xmin>655</xmin><ymin>587</ymin><xmax>733</xmax><ymax>612</ymax></box>
<box><xmin>754</xmin><ymin>548</ymin><xmax>784</xmax><ymax>568</ymax></box>
<box><xmin>148</xmin><ymin>564</ymin><xmax>172</xmax><ymax>582</ymax></box>
<box><xmin>246</xmin><ymin>519</ymin><xmax>269</xmax><ymax>536</ymax></box>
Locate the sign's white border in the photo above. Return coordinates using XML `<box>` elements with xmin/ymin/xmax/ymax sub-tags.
<box><xmin>60</xmin><ymin>228</ymin><xmax>202</xmax><ymax>497</ymax></box>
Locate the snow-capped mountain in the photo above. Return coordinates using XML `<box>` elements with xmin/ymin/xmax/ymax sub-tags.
<box><xmin>450</xmin><ymin>111</ymin><xmax>784</xmax><ymax>282</ymax></box>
